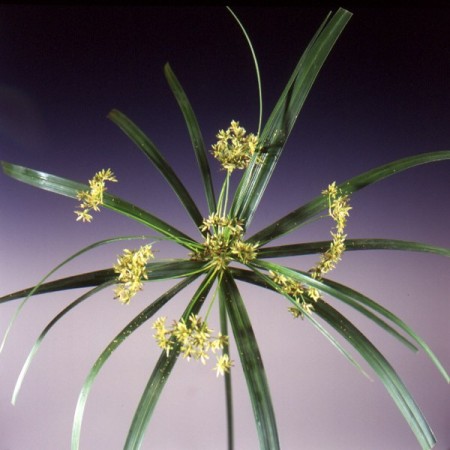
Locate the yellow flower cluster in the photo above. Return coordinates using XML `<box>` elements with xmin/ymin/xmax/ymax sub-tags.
<box><xmin>199</xmin><ymin>213</ymin><xmax>244</xmax><ymax>235</ymax></box>
<box><xmin>192</xmin><ymin>214</ymin><xmax>258</xmax><ymax>271</ymax></box>
<box><xmin>310</xmin><ymin>182</ymin><xmax>351</xmax><ymax>279</ymax></box>
<box><xmin>74</xmin><ymin>169</ymin><xmax>117</xmax><ymax>222</ymax></box>
<box><xmin>269</xmin><ymin>270</ymin><xmax>314</xmax><ymax>319</ymax></box>
<box><xmin>271</xmin><ymin>182</ymin><xmax>351</xmax><ymax>318</ymax></box>
<box><xmin>152</xmin><ymin>314</ymin><xmax>234</xmax><ymax>376</ymax></box>
<box><xmin>113</xmin><ymin>244</ymin><xmax>154</xmax><ymax>304</ymax></box>
<box><xmin>211</xmin><ymin>121</ymin><xmax>259</xmax><ymax>173</ymax></box>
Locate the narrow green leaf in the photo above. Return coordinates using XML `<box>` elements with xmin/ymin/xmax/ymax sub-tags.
<box><xmin>219</xmin><ymin>285</ymin><xmax>234</xmax><ymax>450</ymax></box>
<box><xmin>249</xmin><ymin>151</ymin><xmax>450</xmax><ymax>245</ymax></box>
<box><xmin>257</xmin><ymin>238</ymin><xmax>450</xmax><ymax>258</ymax></box>
<box><xmin>1</xmin><ymin>235</ymin><xmax>154</xmax><ymax>353</ymax></box>
<box><xmin>13</xmin><ymin>281</ymin><xmax>115</xmax><ymax>405</ymax></box>
<box><xmin>0</xmin><ymin>269</ymin><xmax>116</xmax><ymax>303</ymax></box>
<box><xmin>252</xmin><ymin>259</ymin><xmax>449</xmax><ymax>382</ymax></box>
<box><xmin>164</xmin><ymin>64</ymin><xmax>216</xmax><ymax>215</ymax></box>
<box><xmin>0</xmin><ymin>260</ymin><xmax>206</xmax><ymax>303</ymax></box>
<box><xmin>231</xmin><ymin>8</ymin><xmax>352</xmax><ymax>226</ymax></box>
<box><xmin>72</xmin><ymin>275</ymin><xmax>199</xmax><ymax>450</ymax></box>
<box><xmin>123</xmin><ymin>270</ymin><xmax>216</xmax><ymax>450</ymax></box>
<box><xmin>314</xmin><ymin>300</ymin><xmax>436</xmax><ymax>450</ymax></box>
<box><xmin>244</xmin><ymin>264</ymin><xmax>372</xmax><ymax>379</ymax></box>
<box><xmin>322</xmin><ymin>277</ymin><xmax>450</xmax><ymax>383</ymax></box>
<box><xmin>231</xmin><ymin>265</ymin><xmax>437</xmax><ymax>449</ymax></box>
<box><xmin>220</xmin><ymin>271</ymin><xmax>280</xmax><ymax>450</ymax></box>
<box><xmin>107</xmin><ymin>109</ymin><xmax>204</xmax><ymax>230</ymax></box>
<box><xmin>1</xmin><ymin>161</ymin><xmax>197</xmax><ymax>249</ymax></box>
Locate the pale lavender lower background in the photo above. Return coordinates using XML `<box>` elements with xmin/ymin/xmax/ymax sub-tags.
<box><xmin>1</xmin><ymin>6</ymin><xmax>449</xmax><ymax>450</ymax></box>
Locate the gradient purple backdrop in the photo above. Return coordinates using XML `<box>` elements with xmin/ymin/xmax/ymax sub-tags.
<box><xmin>1</xmin><ymin>6</ymin><xmax>449</xmax><ymax>450</ymax></box>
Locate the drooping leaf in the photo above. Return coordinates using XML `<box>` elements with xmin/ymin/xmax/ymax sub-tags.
<box><xmin>314</xmin><ymin>300</ymin><xmax>436</xmax><ymax>450</ymax></box>
<box><xmin>72</xmin><ymin>275</ymin><xmax>199</xmax><ymax>450</ymax></box>
<box><xmin>232</xmin><ymin>264</ymin><xmax>438</xmax><ymax>449</ymax></box>
<box><xmin>243</xmin><ymin>265</ymin><xmax>372</xmax><ymax>378</ymax></box>
<box><xmin>1</xmin><ymin>235</ymin><xmax>155</xmax><ymax>352</ymax></box>
<box><xmin>12</xmin><ymin>281</ymin><xmax>115</xmax><ymax>405</ymax></box>
<box><xmin>321</xmin><ymin>276</ymin><xmax>450</xmax><ymax>383</ymax></box>
<box><xmin>252</xmin><ymin>259</ymin><xmax>449</xmax><ymax>382</ymax></box>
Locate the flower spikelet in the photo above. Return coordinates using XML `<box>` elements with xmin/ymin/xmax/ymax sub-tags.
<box><xmin>310</xmin><ymin>182</ymin><xmax>351</xmax><ymax>280</ymax></box>
<box><xmin>75</xmin><ymin>169</ymin><xmax>117</xmax><ymax>222</ymax></box>
<box><xmin>211</xmin><ymin>121</ymin><xmax>260</xmax><ymax>173</ymax></box>
<box><xmin>152</xmin><ymin>314</ymin><xmax>233</xmax><ymax>376</ymax></box>
<box><xmin>214</xmin><ymin>354</ymin><xmax>234</xmax><ymax>377</ymax></box>
<box><xmin>151</xmin><ymin>317</ymin><xmax>173</xmax><ymax>356</ymax></box>
<box><xmin>230</xmin><ymin>240</ymin><xmax>258</xmax><ymax>264</ymax></box>
<box><xmin>192</xmin><ymin>214</ymin><xmax>258</xmax><ymax>270</ymax></box>
<box><xmin>269</xmin><ymin>270</ymin><xmax>314</xmax><ymax>318</ymax></box>
<box><xmin>113</xmin><ymin>244</ymin><xmax>154</xmax><ymax>304</ymax></box>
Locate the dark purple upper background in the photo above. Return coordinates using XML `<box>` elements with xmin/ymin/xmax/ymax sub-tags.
<box><xmin>1</xmin><ymin>6</ymin><xmax>449</xmax><ymax>449</ymax></box>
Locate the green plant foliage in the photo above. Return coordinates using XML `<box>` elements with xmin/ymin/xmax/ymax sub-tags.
<box><xmin>1</xmin><ymin>7</ymin><xmax>449</xmax><ymax>450</ymax></box>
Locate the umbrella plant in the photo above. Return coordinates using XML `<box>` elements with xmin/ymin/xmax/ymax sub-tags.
<box><xmin>1</xmin><ymin>7</ymin><xmax>449</xmax><ymax>450</ymax></box>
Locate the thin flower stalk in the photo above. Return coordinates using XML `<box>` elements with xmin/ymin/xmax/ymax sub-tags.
<box><xmin>113</xmin><ymin>244</ymin><xmax>154</xmax><ymax>304</ymax></box>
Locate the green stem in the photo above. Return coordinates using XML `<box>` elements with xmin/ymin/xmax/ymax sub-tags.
<box><xmin>226</xmin><ymin>7</ymin><xmax>262</xmax><ymax>136</ymax></box>
<box><xmin>219</xmin><ymin>288</ymin><xmax>234</xmax><ymax>450</ymax></box>
<box><xmin>217</xmin><ymin>172</ymin><xmax>231</xmax><ymax>219</ymax></box>
<box><xmin>203</xmin><ymin>271</ymin><xmax>222</xmax><ymax>322</ymax></box>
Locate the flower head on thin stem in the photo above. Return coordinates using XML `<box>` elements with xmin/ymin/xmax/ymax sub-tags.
<box><xmin>74</xmin><ymin>169</ymin><xmax>117</xmax><ymax>222</ymax></box>
<box><xmin>152</xmin><ymin>314</ymin><xmax>233</xmax><ymax>376</ymax></box>
<box><xmin>269</xmin><ymin>270</ymin><xmax>314</xmax><ymax>319</ymax></box>
<box><xmin>113</xmin><ymin>244</ymin><xmax>154</xmax><ymax>304</ymax></box>
<box><xmin>192</xmin><ymin>214</ymin><xmax>259</xmax><ymax>271</ymax></box>
<box><xmin>214</xmin><ymin>354</ymin><xmax>234</xmax><ymax>377</ymax></box>
<box><xmin>211</xmin><ymin>121</ymin><xmax>260</xmax><ymax>173</ymax></box>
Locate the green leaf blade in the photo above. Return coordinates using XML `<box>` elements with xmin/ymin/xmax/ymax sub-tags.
<box><xmin>219</xmin><ymin>288</ymin><xmax>234</xmax><ymax>450</ymax></box>
<box><xmin>252</xmin><ymin>259</ymin><xmax>449</xmax><ymax>382</ymax></box>
<box><xmin>315</xmin><ymin>300</ymin><xmax>436</xmax><ymax>450</ymax></box>
<box><xmin>232</xmin><ymin>264</ymin><xmax>437</xmax><ymax>450</ymax></box>
<box><xmin>231</xmin><ymin>8</ymin><xmax>352</xmax><ymax>226</ymax></box>
<box><xmin>1</xmin><ymin>161</ymin><xmax>197</xmax><ymax>248</ymax></box>
<box><xmin>322</xmin><ymin>277</ymin><xmax>450</xmax><ymax>383</ymax></box>
<box><xmin>257</xmin><ymin>238</ymin><xmax>450</xmax><ymax>259</ymax></box>
<box><xmin>13</xmin><ymin>282</ymin><xmax>114</xmax><ymax>405</ymax></box>
<box><xmin>1</xmin><ymin>235</ymin><xmax>154</xmax><ymax>352</ymax></box>
<box><xmin>164</xmin><ymin>64</ymin><xmax>217</xmax><ymax>215</ymax></box>
<box><xmin>108</xmin><ymin>109</ymin><xmax>204</xmax><ymax>230</ymax></box>
<box><xmin>72</xmin><ymin>275</ymin><xmax>199</xmax><ymax>450</ymax></box>
<box><xmin>250</xmin><ymin>151</ymin><xmax>450</xmax><ymax>245</ymax></box>
<box><xmin>246</xmin><ymin>264</ymin><xmax>372</xmax><ymax>378</ymax></box>
<box><xmin>220</xmin><ymin>271</ymin><xmax>280</xmax><ymax>450</ymax></box>
<box><xmin>0</xmin><ymin>260</ymin><xmax>205</xmax><ymax>303</ymax></box>
<box><xmin>123</xmin><ymin>271</ymin><xmax>216</xmax><ymax>450</ymax></box>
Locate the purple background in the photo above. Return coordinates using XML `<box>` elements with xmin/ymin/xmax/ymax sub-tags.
<box><xmin>1</xmin><ymin>6</ymin><xmax>449</xmax><ymax>449</ymax></box>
